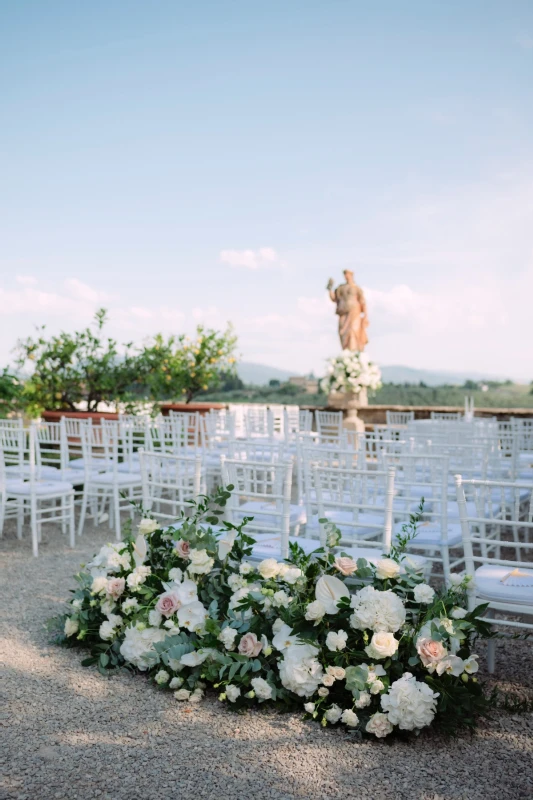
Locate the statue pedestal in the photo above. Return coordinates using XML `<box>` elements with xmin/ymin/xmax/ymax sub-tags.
<box><xmin>327</xmin><ymin>389</ymin><xmax>367</xmax><ymax>433</ymax></box>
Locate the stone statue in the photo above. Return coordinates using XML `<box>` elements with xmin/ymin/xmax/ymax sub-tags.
<box><xmin>327</xmin><ymin>270</ymin><xmax>369</xmax><ymax>352</ymax></box>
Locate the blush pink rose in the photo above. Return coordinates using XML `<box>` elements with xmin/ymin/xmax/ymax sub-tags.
<box><xmin>174</xmin><ymin>540</ymin><xmax>191</xmax><ymax>560</ymax></box>
<box><xmin>334</xmin><ymin>557</ymin><xmax>358</xmax><ymax>576</ymax></box>
<box><xmin>155</xmin><ymin>591</ymin><xmax>182</xmax><ymax>618</ymax></box>
<box><xmin>416</xmin><ymin>637</ymin><xmax>447</xmax><ymax>667</ymax></box>
<box><xmin>107</xmin><ymin>577</ymin><xmax>125</xmax><ymax>600</ymax></box>
<box><xmin>238</xmin><ymin>632</ymin><xmax>263</xmax><ymax>658</ymax></box>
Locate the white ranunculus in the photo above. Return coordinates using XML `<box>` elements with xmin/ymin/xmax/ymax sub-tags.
<box><xmin>99</xmin><ymin>620</ymin><xmax>117</xmax><ymax>641</ymax></box>
<box><xmin>169</xmin><ymin>677</ymin><xmax>184</xmax><ymax>689</ymax></box>
<box><xmin>325</xmin><ymin>629</ymin><xmax>348</xmax><ymax>652</ymax></box>
<box><xmin>315</xmin><ymin>575</ymin><xmax>350</xmax><ymax>615</ymax></box>
<box><xmin>218</xmin><ymin>530</ymin><xmax>237</xmax><ymax>560</ymax></box>
<box><xmin>381</xmin><ymin>672</ymin><xmax>439</xmax><ymax>731</ymax></box>
<box><xmin>154</xmin><ymin>670</ymin><xmax>170</xmax><ymax>685</ymax></box>
<box><xmin>327</xmin><ymin>666</ymin><xmax>346</xmax><ymax>680</ymax></box>
<box><xmin>413</xmin><ymin>583</ymin><xmax>436</xmax><ymax>604</ymax></box>
<box><xmin>226</xmin><ymin>684</ymin><xmax>241</xmax><ymax>703</ymax></box>
<box><xmin>304</xmin><ymin>702</ymin><xmax>315</xmax><ymax>713</ymax></box>
<box><xmin>251</xmin><ymin>677</ymin><xmax>273</xmax><ymax>701</ymax></box>
<box><xmin>304</xmin><ymin>600</ymin><xmax>326</xmax><ymax>625</ymax></box>
<box><xmin>91</xmin><ymin>576</ymin><xmax>108</xmax><ymax>595</ymax></box>
<box><xmin>325</xmin><ymin>704</ymin><xmax>343</xmax><ymax>724</ymax></box>
<box><xmin>370</xmin><ymin>679</ymin><xmax>385</xmax><ymax>695</ymax></box>
<box><xmin>341</xmin><ymin>709</ymin><xmax>359</xmax><ymax>727</ymax></box>
<box><xmin>188</xmin><ymin>549</ymin><xmax>214</xmax><ymax>576</ymax></box>
<box><xmin>365</xmin><ymin>712</ymin><xmax>393</xmax><ymax>738</ymax></box>
<box><xmin>138</xmin><ymin>518</ymin><xmax>158</xmax><ymax>535</ymax></box>
<box><xmin>449</xmin><ymin>572</ymin><xmax>465</xmax><ymax>586</ymax></box>
<box><xmin>119</xmin><ymin>625</ymin><xmax>166</xmax><ymax>670</ymax></box>
<box><xmin>239</xmin><ymin>562</ymin><xmax>254</xmax><ymax>575</ymax></box>
<box><xmin>322</xmin><ymin>674</ymin><xmax>335</xmax><ymax>687</ymax></box>
<box><xmin>272</xmin><ymin>623</ymin><xmax>299</xmax><ymax>651</ymax></box>
<box><xmin>64</xmin><ymin>617</ymin><xmax>79</xmax><ymax>637</ymax></box>
<box><xmin>279</xmin><ymin>567</ymin><xmax>302</xmax><ymax>585</ymax></box>
<box><xmin>317</xmin><ymin>687</ymin><xmax>329</xmax><ymax>697</ymax></box>
<box><xmin>365</xmin><ymin>631</ymin><xmax>399</xmax><ymax>660</ymax></box>
<box><xmin>463</xmin><ymin>655</ymin><xmax>479</xmax><ymax>674</ymax></box>
<box><xmin>375</xmin><ymin>558</ymin><xmax>401</xmax><ymax>580</ymax></box>
<box><xmin>257</xmin><ymin>558</ymin><xmax>280</xmax><ymax>579</ymax></box>
<box><xmin>272</xmin><ymin>590</ymin><xmax>292</xmax><ymax>609</ymax></box>
<box><xmin>218</xmin><ymin>626</ymin><xmax>238</xmax><ymax>651</ymax></box>
<box><xmin>451</xmin><ymin>606</ymin><xmax>467</xmax><ymax>619</ymax></box>
<box><xmin>278</xmin><ymin>644</ymin><xmax>324</xmax><ymax>697</ymax></box>
<box><xmin>350</xmin><ymin>585</ymin><xmax>406</xmax><ymax>633</ymax></box>
<box><xmin>355</xmin><ymin>691</ymin><xmax>372</xmax><ymax>709</ymax></box>
<box><xmin>436</xmin><ymin>655</ymin><xmax>464</xmax><ymax>677</ymax></box>
<box><xmin>174</xmin><ymin>689</ymin><xmax>191</xmax><ymax>701</ymax></box>
<box><xmin>180</xmin><ymin>649</ymin><xmax>211</xmax><ymax>667</ymax></box>
<box><xmin>176</xmin><ymin>600</ymin><xmax>208</xmax><ymax>632</ymax></box>
<box><xmin>122</xmin><ymin>597</ymin><xmax>139</xmax><ymax>614</ymax></box>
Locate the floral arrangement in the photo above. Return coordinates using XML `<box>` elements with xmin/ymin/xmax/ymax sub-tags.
<box><xmin>320</xmin><ymin>350</ymin><xmax>382</xmax><ymax>395</ymax></box>
<box><xmin>55</xmin><ymin>489</ymin><xmax>490</xmax><ymax>739</ymax></box>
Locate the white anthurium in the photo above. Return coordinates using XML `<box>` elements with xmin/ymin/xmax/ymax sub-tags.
<box><xmin>133</xmin><ymin>534</ymin><xmax>148</xmax><ymax>567</ymax></box>
<box><xmin>315</xmin><ymin>575</ymin><xmax>350</xmax><ymax>614</ymax></box>
<box><xmin>218</xmin><ymin>529</ymin><xmax>237</xmax><ymax>560</ymax></box>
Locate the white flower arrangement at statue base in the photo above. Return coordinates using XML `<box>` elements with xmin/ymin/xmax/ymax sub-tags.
<box><xmin>55</xmin><ymin>488</ymin><xmax>491</xmax><ymax>740</ymax></box>
<box><xmin>321</xmin><ymin>350</ymin><xmax>382</xmax><ymax>431</ymax></box>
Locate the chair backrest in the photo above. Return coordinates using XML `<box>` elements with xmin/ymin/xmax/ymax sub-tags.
<box><xmin>298</xmin><ymin>441</ymin><xmax>366</xmax><ymax>521</ymax></box>
<box><xmin>0</xmin><ymin>424</ymin><xmax>27</xmax><ymax>471</ymax></box>
<box><xmin>430</xmin><ymin>411</ymin><xmax>463</xmax><ymax>421</ymax></box>
<box><xmin>221</xmin><ymin>456</ymin><xmax>293</xmax><ymax>558</ymax></box>
<box><xmin>78</xmin><ymin>420</ymin><xmax>109</xmax><ymax>473</ymax></box>
<box><xmin>313</xmin><ymin>464</ymin><xmax>395</xmax><ymax>551</ymax></box>
<box><xmin>315</xmin><ymin>410</ymin><xmax>344</xmax><ymax>442</ymax></box>
<box><xmin>228</xmin><ymin>439</ymin><xmax>287</xmax><ymax>462</ymax></box>
<box><xmin>32</xmin><ymin>420</ymin><xmax>69</xmax><ymax>473</ymax></box>
<box><xmin>168</xmin><ymin>410</ymin><xmax>204</xmax><ymax>450</ymax></box>
<box><xmin>386</xmin><ymin>410</ymin><xmax>415</xmax><ymax>426</ymax></box>
<box><xmin>139</xmin><ymin>450</ymin><xmax>203</xmax><ymax>522</ymax></box>
<box><xmin>243</xmin><ymin>406</ymin><xmax>271</xmax><ymax>439</ymax></box>
<box><xmin>455</xmin><ymin>474</ymin><xmax>533</xmax><ymax>629</ymax></box>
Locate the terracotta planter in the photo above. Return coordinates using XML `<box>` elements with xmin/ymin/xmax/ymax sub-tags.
<box><xmin>160</xmin><ymin>402</ymin><xmax>226</xmax><ymax>416</ymax></box>
<box><xmin>41</xmin><ymin>410</ymin><xmax>120</xmax><ymax>424</ymax></box>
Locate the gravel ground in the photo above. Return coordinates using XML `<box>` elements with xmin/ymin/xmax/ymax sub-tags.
<box><xmin>1</xmin><ymin>521</ymin><xmax>533</xmax><ymax>800</ymax></box>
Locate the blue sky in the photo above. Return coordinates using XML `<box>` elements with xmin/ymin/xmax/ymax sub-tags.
<box><xmin>1</xmin><ymin>1</ymin><xmax>532</xmax><ymax>378</ymax></box>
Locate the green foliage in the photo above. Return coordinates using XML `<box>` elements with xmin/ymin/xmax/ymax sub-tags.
<box><xmin>141</xmin><ymin>324</ymin><xmax>238</xmax><ymax>403</ymax></box>
<box><xmin>0</xmin><ymin>369</ymin><xmax>24</xmax><ymax>417</ymax></box>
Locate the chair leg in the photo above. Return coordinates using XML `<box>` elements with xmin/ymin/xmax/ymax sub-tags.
<box><xmin>61</xmin><ymin>496</ymin><xmax>66</xmax><ymax>535</ymax></box>
<box><xmin>113</xmin><ymin>486</ymin><xmax>121</xmax><ymax>541</ymax></box>
<box><xmin>31</xmin><ymin>497</ymin><xmax>39</xmax><ymax>557</ymax></box>
<box><xmin>78</xmin><ymin>487</ymin><xmax>89</xmax><ymax>538</ymax></box>
<box><xmin>17</xmin><ymin>502</ymin><xmax>24</xmax><ymax>539</ymax></box>
<box><xmin>68</xmin><ymin>494</ymin><xmax>75</xmax><ymax>548</ymax></box>
<box><xmin>0</xmin><ymin>494</ymin><xmax>5</xmax><ymax>538</ymax></box>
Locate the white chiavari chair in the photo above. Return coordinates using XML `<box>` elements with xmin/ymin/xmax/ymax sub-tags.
<box><xmin>139</xmin><ymin>450</ymin><xmax>203</xmax><ymax>524</ymax></box>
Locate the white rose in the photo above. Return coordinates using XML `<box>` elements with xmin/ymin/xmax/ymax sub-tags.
<box><xmin>327</xmin><ymin>666</ymin><xmax>346</xmax><ymax>680</ymax></box>
<box><xmin>370</xmin><ymin>679</ymin><xmax>385</xmax><ymax>695</ymax></box>
<box><xmin>449</xmin><ymin>573</ymin><xmax>465</xmax><ymax>586</ymax></box>
<box><xmin>451</xmin><ymin>606</ymin><xmax>467</xmax><ymax>619</ymax></box>
<box><xmin>188</xmin><ymin>549</ymin><xmax>214</xmax><ymax>576</ymax></box>
<box><xmin>304</xmin><ymin>702</ymin><xmax>315</xmax><ymax>713</ymax></box>
<box><xmin>218</xmin><ymin>626</ymin><xmax>238</xmax><ymax>651</ymax></box>
<box><xmin>257</xmin><ymin>559</ymin><xmax>280</xmax><ymax>579</ymax></box>
<box><xmin>138</xmin><ymin>518</ymin><xmax>158</xmax><ymax>535</ymax></box>
<box><xmin>375</xmin><ymin>558</ymin><xmax>401</xmax><ymax>580</ymax></box>
<box><xmin>325</xmin><ymin>704</ymin><xmax>342</xmax><ymax>724</ymax></box>
<box><xmin>322</xmin><ymin>674</ymin><xmax>335</xmax><ymax>687</ymax></box>
<box><xmin>355</xmin><ymin>691</ymin><xmax>372</xmax><ymax>709</ymax></box>
<box><xmin>251</xmin><ymin>677</ymin><xmax>273</xmax><ymax>701</ymax></box>
<box><xmin>325</xmin><ymin>629</ymin><xmax>348</xmax><ymax>652</ymax></box>
<box><xmin>315</xmin><ymin>575</ymin><xmax>350</xmax><ymax>615</ymax></box>
<box><xmin>155</xmin><ymin>670</ymin><xmax>170</xmax><ymax>685</ymax></box>
<box><xmin>305</xmin><ymin>600</ymin><xmax>326</xmax><ymax>625</ymax></box>
<box><xmin>317</xmin><ymin>687</ymin><xmax>329</xmax><ymax>697</ymax></box>
<box><xmin>174</xmin><ymin>689</ymin><xmax>191</xmax><ymax>701</ymax></box>
<box><xmin>341</xmin><ymin>709</ymin><xmax>359</xmax><ymax>727</ymax></box>
<box><xmin>226</xmin><ymin>684</ymin><xmax>241</xmax><ymax>703</ymax></box>
<box><xmin>280</xmin><ymin>567</ymin><xmax>302</xmax><ymax>585</ymax></box>
<box><xmin>365</xmin><ymin>631</ymin><xmax>399</xmax><ymax>660</ymax></box>
<box><xmin>366</xmin><ymin>712</ymin><xmax>393</xmax><ymax>738</ymax></box>
<box><xmin>64</xmin><ymin>618</ymin><xmax>79</xmax><ymax>637</ymax></box>
<box><xmin>413</xmin><ymin>583</ymin><xmax>436</xmax><ymax>604</ymax></box>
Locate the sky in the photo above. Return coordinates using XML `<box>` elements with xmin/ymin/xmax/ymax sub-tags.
<box><xmin>1</xmin><ymin>0</ymin><xmax>533</xmax><ymax>380</ymax></box>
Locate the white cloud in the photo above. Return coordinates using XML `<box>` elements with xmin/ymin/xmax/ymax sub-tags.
<box><xmin>16</xmin><ymin>275</ymin><xmax>38</xmax><ymax>286</ymax></box>
<box><xmin>64</xmin><ymin>278</ymin><xmax>108</xmax><ymax>303</ymax></box>
<box><xmin>219</xmin><ymin>247</ymin><xmax>280</xmax><ymax>270</ymax></box>
<box><xmin>516</xmin><ymin>34</ymin><xmax>533</xmax><ymax>50</ymax></box>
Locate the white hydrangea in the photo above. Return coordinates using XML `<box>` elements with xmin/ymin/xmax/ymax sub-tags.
<box><xmin>119</xmin><ymin>625</ymin><xmax>166</xmax><ymax>670</ymax></box>
<box><xmin>325</xmin><ymin>629</ymin><xmax>348</xmax><ymax>652</ymax></box>
<box><xmin>278</xmin><ymin>644</ymin><xmax>324</xmax><ymax>697</ymax></box>
<box><xmin>350</xmin><ymin>586</ymin><xmax>406</xmax><ymax>633</ymax></box>
<box><xmin>381</xmin><ymin>672</ymin><xmax>439</xmax><ymax>731</ymax></box>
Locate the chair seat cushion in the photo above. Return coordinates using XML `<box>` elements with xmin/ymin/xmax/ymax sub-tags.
<box><xmin>475</xmin><ymin>564</ymin><xmax>533</xmax><ymax>606</ymax></box>
<box><xmin>6</xmin><ymin>479</ymin><xmax>74</xmax><ymax>496</ymax></box>
<box><xmin>69</xmin><ymin>457</ymin><xmax>109</xmax><ymax>471</ymax></box>
<box><xmin>5</xmin><ymin>464</ymin><xmax>60</xmax><ymax>479</ymax></box>
<box><xmin>393</xmin><ymin>520</ymin><xmax>463</xmax><ymax>547</ymax></box>
<box><xmin>46</xmin><ymin>468</ymin><xmax>88</xmax><ymax>484</ymax></box>
<box><xmin>234</xmin><ymin>501</ymin><xmax>306</xmax><ymax>528</ymax></box>
<box><xmin>307</xmin><ymin>510</ymin><xmax>385</xmax><ymax>538</ymax></box>
<box><xmin>90</xmin><ymin>471</ymin><xmax>143</xmax><ymax>486</ymax></box>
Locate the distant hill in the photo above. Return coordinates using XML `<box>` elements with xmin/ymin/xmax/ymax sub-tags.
<box><xmin>237</xmin><ymin>360</ymin><xmax>522</xmax><ymax>387</ymax></box>
<box><xmin>237</xmin><ymin>362</ymin><xmax>295</xmax><ymax>385</ymax></box>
